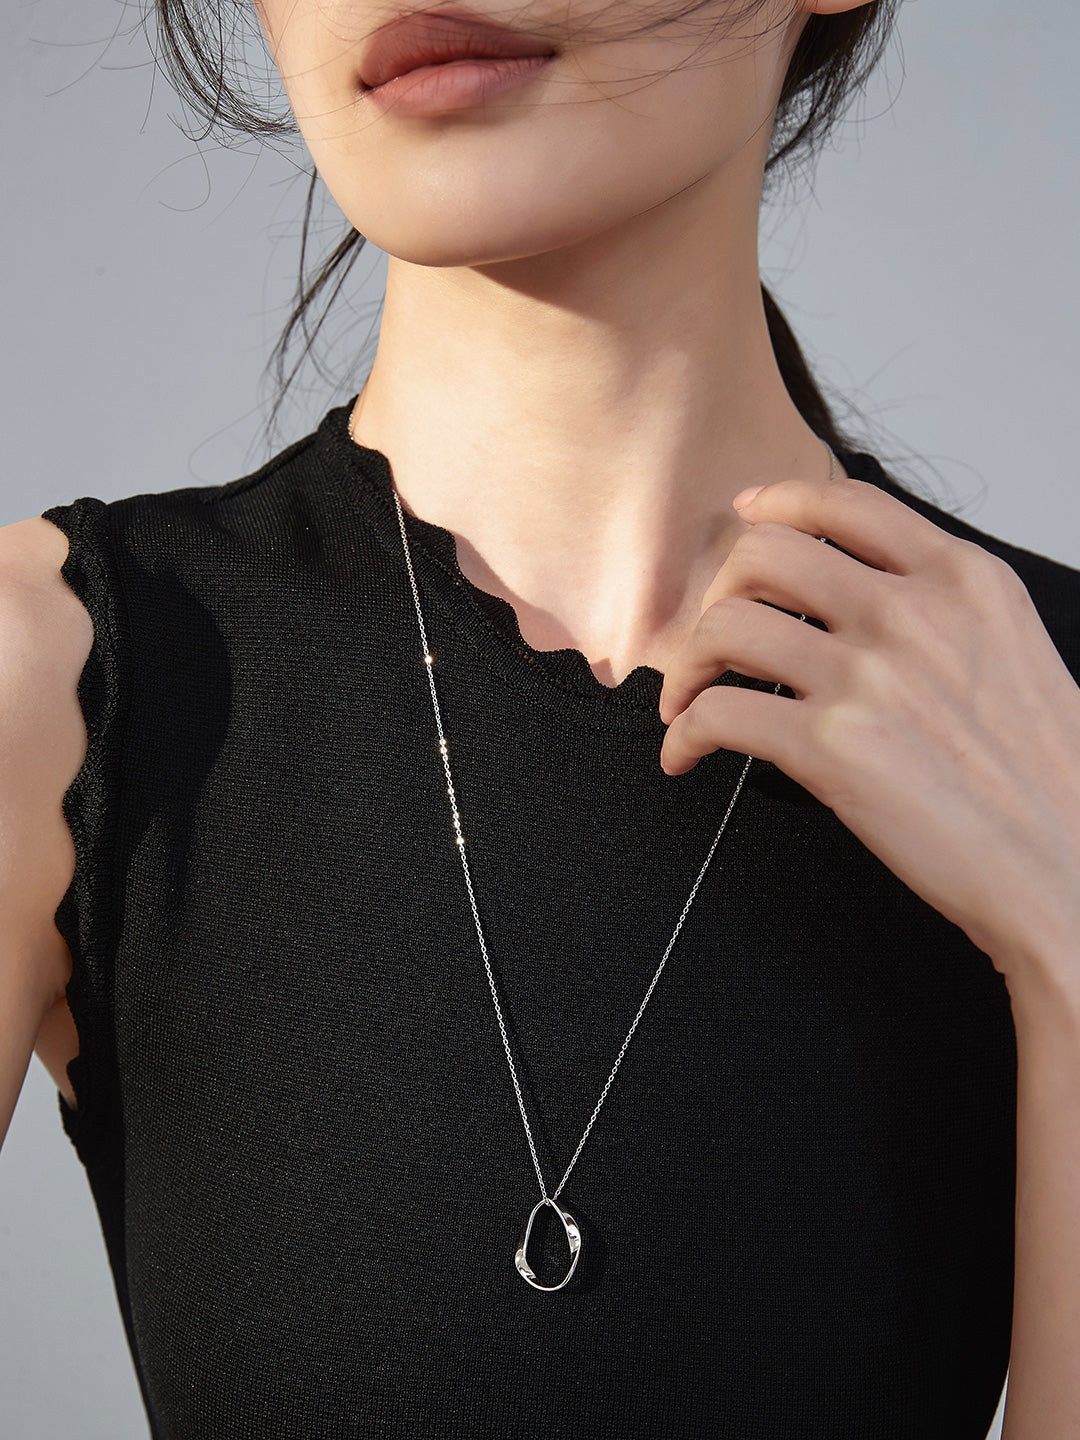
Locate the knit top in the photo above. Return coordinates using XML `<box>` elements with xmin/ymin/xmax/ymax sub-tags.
<box><xmin>39</xmin><ymin>398</ymin><xmax>1080</xmax><ymax>1440</ymax></box>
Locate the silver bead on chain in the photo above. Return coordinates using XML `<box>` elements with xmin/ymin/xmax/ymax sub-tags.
<box><xmin>357</xmin><ymin>408</ymin><xmax>837</xmax><ymax>1290</ymax></box>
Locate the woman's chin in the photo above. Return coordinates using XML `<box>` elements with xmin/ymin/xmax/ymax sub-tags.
<box><xmin>350</xmin><ymin>200</ymin><xmax>635</xmax><ymax>272</ymax></box>
<box><xmin>354</xmin><ymin>222</ymin><xmax>583</xmax><ymax>271</ymax></box>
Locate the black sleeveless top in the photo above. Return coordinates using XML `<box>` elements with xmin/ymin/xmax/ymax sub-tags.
<box><xmin>41</xmin><ymin>399</ymin><xmax>1080</xmax><ymax>1439</ymax></box>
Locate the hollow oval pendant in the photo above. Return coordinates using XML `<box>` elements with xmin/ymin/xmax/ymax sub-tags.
<box><xmin>514</xmin><ymin>1196</ymin><xmax>582</xmax><ymax>1291</ymax></box>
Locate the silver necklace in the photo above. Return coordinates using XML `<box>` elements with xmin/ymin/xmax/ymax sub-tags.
<box><xmin>350</xmin><ymin>408</ymin><xmax>836</xmax><ymax>1290</ymax></box>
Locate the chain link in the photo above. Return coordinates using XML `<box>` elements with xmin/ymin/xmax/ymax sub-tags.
<box><xmin>359</xmin><ymin>409</ymin><xmax>834</xmax><ymax>1208</ymax></box>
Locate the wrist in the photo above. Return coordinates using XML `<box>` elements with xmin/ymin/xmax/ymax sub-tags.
<box><xmin>1006</xmin><ymin>956</ymin><xmax>1080</xmax><ymax>1045</ymax></box>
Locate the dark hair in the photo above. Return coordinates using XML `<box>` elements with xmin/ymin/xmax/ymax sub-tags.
<box><xmin>149</xmin><ymin>0</ymin><xmax>899</xmax><ymax>455</ymax></box>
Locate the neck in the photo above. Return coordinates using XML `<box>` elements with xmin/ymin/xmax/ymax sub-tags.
<box><xmin>349</xmin><ymin>157</ymin><xmax>841</xmax><ymax>689</ymax></box>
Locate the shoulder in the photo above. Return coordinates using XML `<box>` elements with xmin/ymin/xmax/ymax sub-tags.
<box><xmin>51</xmin><ymin>427</ymin><xmax>330</xmax><ymax>564</ymax></box>
<box><xmin>0</xmin><ymin>517</ymin><xmax>96</xmax><ymax>1010</ymax></box>
<box><xmin>0</xmin><ymin>515</ymin><xmax>94</xmax><ymax>695</ymax></box>
<box><xmin>845</xmin><ymin>450</ymin><xmax>1080</xmax><ymax>679</ymax></box>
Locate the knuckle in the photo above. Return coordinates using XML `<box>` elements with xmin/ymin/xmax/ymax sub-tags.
<box><xmin>700</xmin><ymin>594</ymin><xmax>747</xmax><ymax>639</ymax></box>
<box><xmin>684</xmin><ymin>684</ymin><xmax>725</xmax><ymax>738</ymax></box>
<box><xmin>981</xmin><ymin>549</ymin><xmax>1029</xmax><ymax>603</ymax></box>
<box><xmin>851</xmin><ymin>645</ymin><xmax>905</xmax><ymax>707</ymax></box>
<box><xmin>810</xmin><ymin>697</ymin><xmax>890</xmax><ymax>796</ymax></box>
<box><xmin>937</xmin><ymin>536</ymin><xmax>1000</xmax><ymax>588</ymax></box>
<box><xmin>942</xmin><ymin>535</ymin><xmax>981</xmax><ymax>571</ymax></box>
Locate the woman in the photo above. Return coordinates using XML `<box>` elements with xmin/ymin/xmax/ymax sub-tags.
<box><xmin>2</xmin><ymin>1</ymin><xmax>1078</xmax><ymax>1435</ymax></box>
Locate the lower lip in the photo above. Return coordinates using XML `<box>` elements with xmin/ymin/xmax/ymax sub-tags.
<box><xmin>364</xmin><ymin>54</ymin><xmax>554</xmax><ymax>117</ymax></box>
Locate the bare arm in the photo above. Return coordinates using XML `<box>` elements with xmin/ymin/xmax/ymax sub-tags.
<box><xmin>0</xmin><ymin>516</ymin><xmax>93</xmax><ymax>1150</ymax></box>
<box><xmin>1000</xmin><ymin>973</ymin><xmax>1080</xmax><ymax>1438</ymax></box>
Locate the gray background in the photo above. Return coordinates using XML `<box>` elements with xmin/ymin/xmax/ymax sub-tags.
<box><xmin>4</xmin><ymin>0</ymin><xmax>1078</xmax><ymax>1432</ymax></box>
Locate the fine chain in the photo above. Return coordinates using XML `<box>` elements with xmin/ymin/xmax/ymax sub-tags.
<box><xmin>352</xmin><ymin>406</ymin><xmax>835</xmax><ymax>1277</ymax></box>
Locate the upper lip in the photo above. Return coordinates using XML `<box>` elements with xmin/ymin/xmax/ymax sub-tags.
<box><xmin>359</xmin><ymin>7</ymin><xmax>558</xmax><ymax>90</ymax></box>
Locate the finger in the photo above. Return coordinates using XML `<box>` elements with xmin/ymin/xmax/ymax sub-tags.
<box><xmin>658</xmin><ymin>596</ymin><xmax>836</xmax><ymax>724</ymax></box>
<box><xmin>659</xmin><ymin>682</ymin><xmax>802</xmax><ymax>776</ymax></box>
<box><xmin>699</xmin><ymin>522</ymin><xmax>884</xmax><ymax>634</ymax></box>
<box><xmin>736</xmin><ymin>475</ymin><xmax>955</xmax><ymax>575</ymax></box>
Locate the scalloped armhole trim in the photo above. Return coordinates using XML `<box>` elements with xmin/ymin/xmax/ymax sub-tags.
<box><xmin>39</xmin><ymin>497</ymin><xmax>131</xmax><ymax>1164</ymax></box>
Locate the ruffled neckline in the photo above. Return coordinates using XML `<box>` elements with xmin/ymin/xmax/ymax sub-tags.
<box><xmin>317</xmin><ymin>395</ymin><xmax>888</xmax><ymax>721</ymax></box>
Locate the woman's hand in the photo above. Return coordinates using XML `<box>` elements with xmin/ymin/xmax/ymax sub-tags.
<box><xmin>657</xmin><ymin>475</ymin><xmax>1080</xmax><ymax>996</ymax></box>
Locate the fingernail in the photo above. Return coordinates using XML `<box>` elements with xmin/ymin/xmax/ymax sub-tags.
<box><xmin>733</xmin><ymin>485</ymin><xmax>764</xmax><ymax>510</ymax></box>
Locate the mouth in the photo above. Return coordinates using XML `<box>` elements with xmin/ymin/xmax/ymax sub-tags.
<box><xmin>359</xmin><ymin>6</ymin><xmax>560</xmax><ymax>92</ymax></box>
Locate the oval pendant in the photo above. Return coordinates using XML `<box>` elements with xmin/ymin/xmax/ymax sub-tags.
<box><xmin>514</xmin><ymin>1196</ymin><xmax>582</xmax><ymax>1291</ymax></box>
